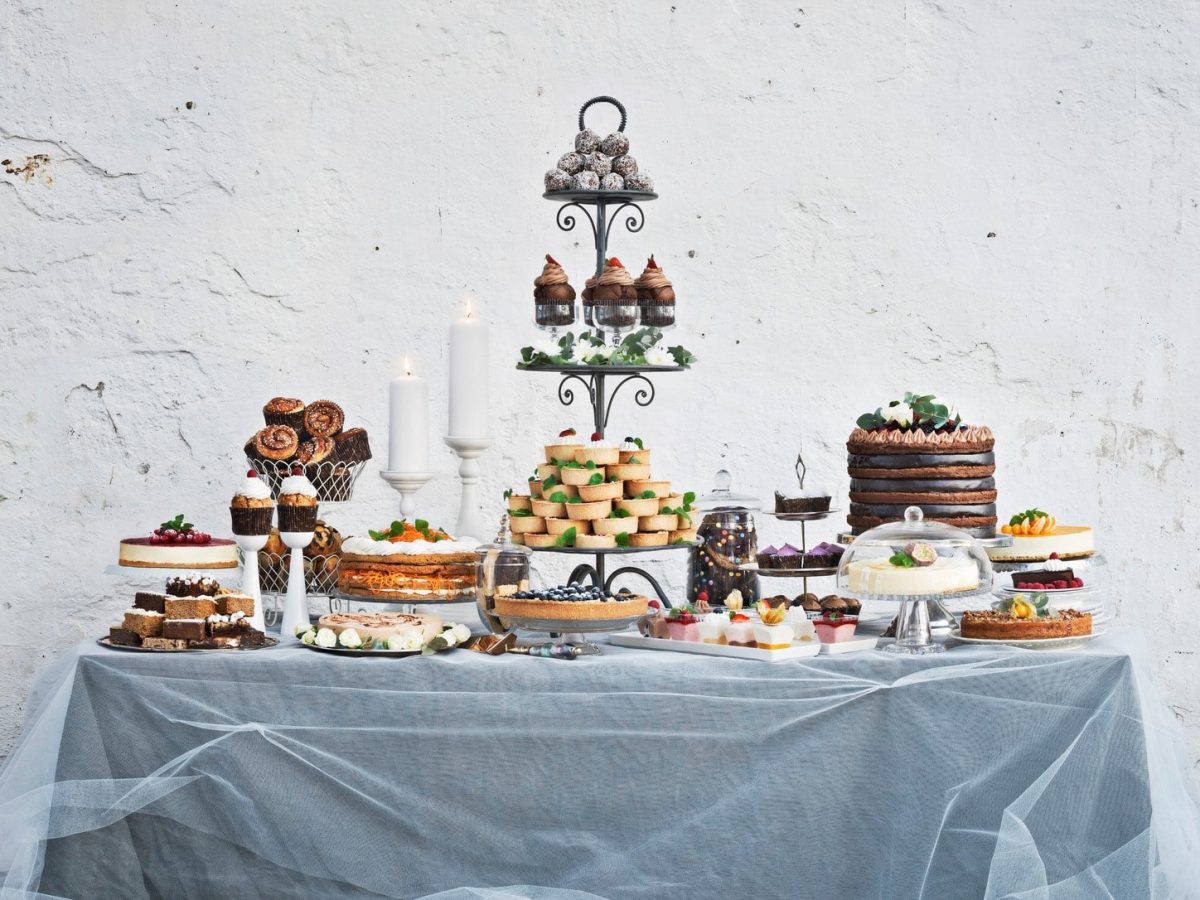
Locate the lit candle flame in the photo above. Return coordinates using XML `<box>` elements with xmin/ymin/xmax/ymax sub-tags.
<box><xmin>404</xmin><ymin>355</ymin><xmax>412</xmax><ymax>376</ymax></box>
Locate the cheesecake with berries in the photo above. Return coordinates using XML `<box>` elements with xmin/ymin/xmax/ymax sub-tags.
<box><xmin>847</xmin><ymin>393</ymin><xmax>998</xmax><ymax>537</ymax></box>
<box><xmin>118</xmin><ymin>514</ymin><xmax>238</xmax><ymax>569</ymax></box>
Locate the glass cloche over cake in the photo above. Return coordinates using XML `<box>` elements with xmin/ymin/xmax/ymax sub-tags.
<box><xmin>836</xmin><ymin>506</ymin><xmax>993</xmax><ymax>602</ymax></box>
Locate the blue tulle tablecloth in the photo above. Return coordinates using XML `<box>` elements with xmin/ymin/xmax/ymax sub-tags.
<box><xmin>2</xmin><ymin>627</ymin><xmax>1198</xmax><ymax>899</ymax></box>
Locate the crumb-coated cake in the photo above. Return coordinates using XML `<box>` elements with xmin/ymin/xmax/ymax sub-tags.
<box><xmin>847</xmin><ymin>393</ymin><xmax>998</xmax><ymax>537</ymax></box>
<box><xmin>494</xmin><ymin>584</ymin><xmax>648</xmax><ymax>620</ymax></box>
<box><xmin>959</xmin><ymin>609</ymin><xmax>1092</xmax><ymax>640</ymax></box>
<box><xmin>317</xmin><ymin>611</ymin><xmax>444</xmax><ymax>643</ymax></box>
<box><xmin>336</xmin><ymin>520</ymin><xmax>478</xmax><ymax>599</ymax></box>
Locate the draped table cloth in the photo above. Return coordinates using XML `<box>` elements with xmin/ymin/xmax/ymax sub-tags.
<box><xmin>2</xmin><ymin>627</ymin><xmax>1199</xmax><ymax>899</ymax></box>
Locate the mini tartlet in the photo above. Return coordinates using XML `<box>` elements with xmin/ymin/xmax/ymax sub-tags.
<box><xmin>544</xmin><ymin>428</ymin><xmax>582</xmax><ymax>463</ymax></box>
<box><xmin>560</xmin><ymin>465</ymin><xmax>604</xmax><ymax>486</ymax></box>
<box><xmin>593</xmin><ymin>515</ymin><xmax>639</xmax><ymax>536</ymax></box>
<box><xmin>639</xmin><ymin>513</ymin><xmax>679</xmax><ymax>532</ymax></box>
<box><xmin>629</xmin><ymin>531</ymin><xmax>668</xmax><ymax>548</ymax></box>
<box><xmin>505</xmin><ymin>493</ymin><xmax>532</xmax><ymax>513</ymax></box>
<box><xmin>578</xmin><ymin>481</ymin><xmax>624</xmax><ymax>502</ymax></box>
<box><xmin>531</xmin><ymin>498</ymin><xmax>566</xmax><ymax>518</ymax></box>
<box><xmin>576</xmin><ymin>533</ymin><xmax>616</xmax><ymax>549</ymax></box>
<box><xmin>547</xmin><ymin>518</ymin><xmax>589</xmax><ymax>536</ymax></box>
<box><xmin>626</xmin><ymin>479</ymin><xmax>670</xmax><ymax>498</ymax></box>
<box><xmin>574</xmin><ymin>437</ymin><xmax>620</xmax><ymax>466</ymax></box>
<box><xmin>619</xmin><ymin>437</ymin><xmax>651</xmax><ymax>466</ymax></box>
<box><xmin>565</xmin><ymin>499</ymin><xmax>612</xmax><ymax>521</ymax></box>
<box><xmin>607</xmin><ymin>463</ymin><xmax>652</xmax><ymax>481</ymax></box>
<box><xmin>508</xmin><ymin>514</ymin><xmax>547</xmax><ymax>535</ymax></box>
<box><xmin>616</xmin><ymin>497</ymin><xmax>660</xmax><ymax>517</ymax></box>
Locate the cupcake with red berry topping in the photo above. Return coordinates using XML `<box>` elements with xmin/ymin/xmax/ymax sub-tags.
<box><xmin>591</xmin><ymin>258</ymin><xmax>638</xmax><ymax>329</ymax></box>
<box><xmin>276</xmin><ymin>465</ymin><xmax>319</xmax><ymax>534</ymax></box>
<box><xmin>544</xmin><ymin>428</ymin><xmax>583</xmax><ymax>464</ymax></box>
<box><xmin>634</xmin><ymin>256</ymin><xmax>676</xmax><ymax>327</ymax></box>
<box><xmin>230</xmin><ymin>469</ymin><xmax>275</xmax><ymax>536</ymax></box>
<box><xmin>575</xmin><ymin>432</ymin><xmax>620</xmax><ymax>466</ymax></box>
<box><xmin>533</xmin><ymin>254</ymin><xmax>577</xmax><ymax>328</ymax></box>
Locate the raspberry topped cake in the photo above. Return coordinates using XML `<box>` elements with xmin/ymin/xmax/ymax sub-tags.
<box><xmin>118</xmin><ymin>514</ymin><xmax>238</xmax><ymax>569</ymax></box>
<box><xmin>847</xmin><ymin>393</ymin><xmax>998</xmax><ymax>537</ymax></box>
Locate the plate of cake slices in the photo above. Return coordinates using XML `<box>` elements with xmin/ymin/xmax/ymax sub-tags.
<box><xmin>102</xmin><ymin>574</ymin><xmax>272</xmax><ymax>651</ymax></box>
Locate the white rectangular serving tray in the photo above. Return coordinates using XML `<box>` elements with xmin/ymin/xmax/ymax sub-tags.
<box><xmin>817</xmin><ymin>635</ymin><xmax>880</xmax><ymax>655</ymax></box>
<box><xmin>607</xmin><ymin>633</ymin><xmax>821</xmax><ymax>661</ymax></box>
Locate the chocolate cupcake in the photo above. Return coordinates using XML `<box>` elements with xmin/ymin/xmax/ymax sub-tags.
<box><xmin>592</xmin><ymin>257</ymin><xmax>638</xmax><ymax>328</ymax></box>
<box><xmin>333</xmin><ymin>427</ymin><xmax>372</xmax><ymax>464</ymax></box>
<box><xmin>635</xmin><ymin>256</ymin><xmax>676</xmax><ymax>328</ymax></box>
<box><xmin>276</xmin><ymin>465</ymin><xmax>319</xmax><ymax>533</ymax></box>
<box><xmin>303</xmin><ymin>400</ymin><xmax>344</xmax><ymax>438</ymax></box>
<box><xmin>230</xmin><ymin>469</ymin><xmax>275</xmax><ymax>536</ymax></box>
<box><xmin>795</xmin><ymin>592</ymin><xmax>823</xmax><ymax>616</ymax></box>
<box><xmin>820</xmin><ymin>595</ymin><xmax>849</xmax><ymax>615</ymax></box>
<box><xmin>533</xmin><ymin>254</ymin><xmax>577</xmax><ymax>328</ymax></box>
<box><xmin>802</xmin><ymin>542</ymin><xmax>845</xmax><ymax>569</ymax></box>
<box><xmin>255</xmin><ymin>425</ymin><xmax>299</xmax><ymax>462</ymax></box>
<box><xmin>263</xmin><ymin>397</ymin><xmax>306</xmax><ymax>432</ymax></box>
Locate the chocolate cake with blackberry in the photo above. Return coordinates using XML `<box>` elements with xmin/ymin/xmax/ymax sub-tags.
<box><xmin>847</xmin><ymin>393</ymin><xmax>998</xmax><ymax>537</ymax></box>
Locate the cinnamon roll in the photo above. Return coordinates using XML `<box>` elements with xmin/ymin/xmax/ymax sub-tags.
<box><xmin>297</xmin><ymin>436</ymin><xmax>335</xmax><ymax>466</ymax></box>
<box><xmin>263</xmin><ymin>397</ymin><xmax>306</xmax><ymax>432</ymax></box>
<box><xmin>303</xmin><ymin>400</ymin><xmax>344</xmax><ymax>437</ymax></box>
<box><xmin>255</xmin><ymin>425</ymin><xmax>299</xmax><ymax>461</ymax></box>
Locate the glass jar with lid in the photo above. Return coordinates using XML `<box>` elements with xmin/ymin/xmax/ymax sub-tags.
<box><xmin>475</xmin><ymin>517</ymin><xmax>533</xmax><ymax>634</ymax></box>
<box><xmin>686</xmin><ymin>469</ymin><xmax>762</xmax><ymax>609</ymax></box>
<box><xmin>836</xmin><ymin>505</ymin><xmax>993</xmax><ymax>654</ymax></box>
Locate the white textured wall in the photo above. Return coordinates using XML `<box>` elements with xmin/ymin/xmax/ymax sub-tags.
<box><xmin>2</xmin><ymin>0</ymin><xmax>1198</xmax><ymax>765</ymax></box>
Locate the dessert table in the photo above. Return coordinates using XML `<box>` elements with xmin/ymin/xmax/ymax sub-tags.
<box><xmin>2</xmin><ymin>628</ymin><xmax>1199</xmax><ymax>899</ymax></box>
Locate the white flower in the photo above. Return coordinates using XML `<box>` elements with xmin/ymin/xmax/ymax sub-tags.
<box><xmin>294</xmin><ymin>622</ymin><xmax>312</xmax><ymax>638</ymax></box>
<box><xmin>300</xmin><ymin>629</ymin><xmax>316</xmax><ymax>645</ymax></box>
<box><xmin>387</xmin><ymin>629</ymin><xmax>424</xmax><ymax>652</ymax></box>
<box><xmin>451</xmin><ymin>623</ymin><xmax>472</xmax><ymax>643</ymax></box>
<box><xmin>583</xmin><ymin>345</ymin><xmax>614</xmax><ymax>363</ymax></box>
<box><xmin>337</xmin><ymin>628</ymin><xmax>363</xmax><ymax>649</ymax></box>
<box><xmin>439</xmin><ymin>627</ymin><xmax>458</xmax><ymax>648</ymax></box>
<box><xmin>884</xmin><ymin>403</ymin><xmax>914</xmax><ymax>427</ymax></box>
<box><xmin>533</xmin><ymin>337</ymin><xmax>565</xmax><ymax>358</ymax></box>
<box><xmin>314</xmin><ymin>627</ymin><xmax>337</xmax><ymax>648</ymax></box>
<box><xmin>644</xmin><ymin>347</ymin><xmax>673</xmax><ymax>367</ymax></box>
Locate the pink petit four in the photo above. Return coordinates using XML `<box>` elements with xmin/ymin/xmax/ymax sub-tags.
<box><xmin>814</xmin><ymin>614</ymin><xmax>859</xmax><ymax>643</ymax></box>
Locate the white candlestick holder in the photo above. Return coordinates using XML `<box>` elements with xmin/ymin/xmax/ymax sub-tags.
<box><xmin>280</xmin><ymin>530</ymin><xmax>315</xmax><ymax>639</ymax></box>
<box><xmin>379</xmin><ymin>470</ymin><xmax>434</xmax><ymax>519</ymax></box>
<box><xmin>443</xmin><ymin>436</ymin><xmax>492</xmax><ymax>540</ymax></box>
<box><xmin>234</xmin><ymin>533</ymin><xmax>269</xmax><ymax>633</ymax></box>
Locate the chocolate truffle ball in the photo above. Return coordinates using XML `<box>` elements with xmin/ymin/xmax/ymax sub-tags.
<box><xmin>583</xmin><ymin>152</ymin><xmax>612</xmax><ymax>177</ymax></box>
<box><xmin>625</xmin><ymin>172</ymin><xmax>654</xmax><ymax>192</ymax></box>
<box><xmin>557</xmin><ymin>152</ymin><xmax>584</xmax><ymax>175</ymax></box>
<box><xmin>575</xmin><ymin>129</ymin><xmax>600</xmax><ymax>154</ymax></box>
<box><xmin>599</xmin><ymin>132</ymin><xmax>630</xmax><ymax>157</ymax></box>
<box><xmin>600</xmin><ymin>172</ymin><xmax>625</xmax><ymax>190</ymax></box>
<box><xmin>612</xmin><ymin>155</ymin><xmax>638</xmax><ymax>177</ymax></box>
<box><xmin>573</xmin><ymin>171</ymin><xmax>600</xmax><ymax>190</ymax></box>
<box><xmin>545</xmin><ymin>168</ymin><xmax>572</xmax><ymax>191</ymax></box>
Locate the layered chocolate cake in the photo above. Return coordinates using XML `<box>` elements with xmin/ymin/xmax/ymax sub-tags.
<box><xmin>847</xmin><ymin>394</ymin><xmax>998</xmax><ymax>537</ymax></box>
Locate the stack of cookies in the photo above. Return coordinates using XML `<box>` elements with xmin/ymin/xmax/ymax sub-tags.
<box><xmin>244</xmin><ymin>397</ymin><xmax>372</xmax><ymax>501</ymax></box>
<box><xmin>505</xmin><ymin>429</ymin><xmax>696</xmax><ymax>550</ymax></box>
<box><xmin>107</xmin><ymin>575</ymin><xmax>267</xmax><ymax>650</ymax></box>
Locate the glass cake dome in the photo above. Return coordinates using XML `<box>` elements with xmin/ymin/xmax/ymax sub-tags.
<box><xmin>475</xmin><ymin>515</ymin><xmax>532</xmax><ymax>634</ymax></box>
<box><xmin>836</xmin><ymin>506</ymin><xmax>994</xmax><ymax>655</ymax></box>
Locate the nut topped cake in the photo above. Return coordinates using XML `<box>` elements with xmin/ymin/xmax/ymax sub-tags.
<box><xmin>847</xmin><ymin>393</ymin><xmax>998</xmax><ymax>537</ymax></box>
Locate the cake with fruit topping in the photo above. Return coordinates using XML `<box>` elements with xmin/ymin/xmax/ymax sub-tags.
<box><xmin>1009</xmin><ymin>553</ymin><xmax>1085</xmax><ymax>590</ymax></box>
<box><xmin>844</xmin><ymin>541</ymin><xmax>979</xmax><ymax>596</ymax></box>
<box><xmin>118</xmin><ymin>515</ymin><xmax>237</xmax><ymax>569</ymax></box>
<box><xmin>494</xmin><ymin>583</ymin><xmax>648</xmax><ymax>621</ymax></box>
<box><xmin>337</xmin><ymin>520</ymin><xmax>479</xmax><ymax>599</ymax></box>
<box><xmin>989</xmin><ymin>509</ymin><xmax>1094</xmax><ymax>561</ymax></box>
<box><xmin>960</xmin><ymin>607</ymin><xmax>1092</xmax><ymax>640</ymax></box>
<box><xmin>847</xmin><ymin>393</ymin><xmax>998</xmax><ymax>537</ymax></box>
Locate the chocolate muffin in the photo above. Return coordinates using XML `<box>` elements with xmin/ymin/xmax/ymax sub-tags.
<box><xmin>333</xmin><ymin>427</ymin><xmax>372</xmax><ymax>464</ymax></box>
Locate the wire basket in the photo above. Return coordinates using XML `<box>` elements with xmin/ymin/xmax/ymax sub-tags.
<box><xmin>246</xmin><ymin>457</ymin><xmax>367</xmax><ymax>503</ymax></box>
<box><xmin>245</xmin><ymin>549</ymin><xmax>342</xmax><ymax>596</ymax></box>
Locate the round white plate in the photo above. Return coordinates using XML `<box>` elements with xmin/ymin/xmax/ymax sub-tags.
<box><xmin>949</xmin><ymin>626</ymin><xmax>1105</xmax><ymax>649</ymax></box>
<box><xmin>994</xmin><ymin>583</ymin><xmax>1098</xmax><ymax>597</ymax></box>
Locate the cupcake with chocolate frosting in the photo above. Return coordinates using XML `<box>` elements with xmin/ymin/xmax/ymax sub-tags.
<box><xmin>533</xmin><ymin>254</ymin><xmax>576</xmax><ymax>328</ymax></box>
<box><xmin>635</xmin><ymin>256</ymin><xmax>676</xmax><ymax>328</ymax></box>
<box><xmin>592</xmin><ymin>258</ymin><xmax>638</xmax><ymax>328</ymax></box>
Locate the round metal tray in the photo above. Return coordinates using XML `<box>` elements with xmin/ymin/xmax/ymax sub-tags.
<box><xmin>758</xmin><ymin>508</ymin><xmax>840</xmax><ymax>523</ymax></box>
<box><xmin>524</xmin><ymin>543</ymin><xmax>693</xmax><ymax>555</ymax></box>
<box><xmin>496</xmin><ymin>613</ymin><xmax>644</xmax><ymax>634</ymax></box>
<box><xmin>517</xmin><ymin>363</ymin><xmax>683</xmax><ymax>374</ymax></box>
<box><xmin>739</xmin><ymin>563</ymin><xmax>838</xmax><ymax>578</ymax></box>
<box><xmin>543</xmin><ymin>189</ymin><xmax>658</xmax><ymax>204</ymax></box>
<box><xmin>331</xmin><ymin>590</ymin><xmax>475</xmax><ymax>606</ymax></box>
<box><xmin>298</xmin><ymin>642</ymin><xmax>435</xmax><ymax>659</ymax></box>
<box><xmin>97</xmin><ymin>636</ymin><xmax>279</xmax><ymax>653</ymax></box>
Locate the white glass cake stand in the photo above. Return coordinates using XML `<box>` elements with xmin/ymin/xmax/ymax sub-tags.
<box><xmin>836</xmin><ymin>507</ymin><xmax>995</xmax><ymax>655</ymax></box>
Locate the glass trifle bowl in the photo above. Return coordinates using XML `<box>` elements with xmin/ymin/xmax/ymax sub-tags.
<box><xmin>836</xmin><ymin>506</ymin><xmax>993</xmax><ymax>654</ymax></box>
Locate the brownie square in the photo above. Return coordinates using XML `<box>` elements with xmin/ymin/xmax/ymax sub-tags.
<box><xmin>165</xmin><ymin>576</ymin><xmax>222</xmax><ymax>597</ymax></box>
<box><xmin>142</xmin><ymin>637</ymin><xmax>188</xmax><ymax>650</ymax></box>
<box><xmin>238</xmin><ymin>628</ymin><xmax>268</xmax><ymax>647</ymax></box>
<box><xmin>108</xmin><ymin>627</ymin><xmax>142</xmax><ymax>646</ymax></box>
<box><xmin>133</xmin><ymin>592</ymin><xmax>169</xmax><ymax>613</ymax></box>
<box><xmin>162</xmin><ymin>618</ymin><xmax>206</xmax><ymax>641</ymax></box>
<box><xmin>122</xmin><ymin>609</ymin><xmax>164</xmax><ymax>638</ymax></box>
<box><xmin>216</xmin><ymin>594</ymin><xmax>255</xmax><ymax>618</ymax></box>
<box><xmin>164</xmin><ymin>598</ymin><xmax>217</xmax><ymax>619</ymax></box>
<box><xmin>188</xmin><ymin>636</ymin><xmax>241</xmax><ymax>649</ymax></box>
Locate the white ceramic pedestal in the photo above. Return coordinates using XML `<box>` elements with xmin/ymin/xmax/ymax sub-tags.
<box><xmin>443</xmin><ymin>436</ymin><xmax>492</xmax><ymax>540</ymax></box>
<box><xmin>379</xmin><ymin>470</ymin><xmax>433</xmax><ymax>519</ymax></box>
<box><xmin>235</xmin><ymin>533</ymin><xmax>269</xmax><ymax>633</ymax></box>
<box><xmin>280</xmin><ymin>531</ymin><xmax>315</xmax><ymax>639</ymax></box>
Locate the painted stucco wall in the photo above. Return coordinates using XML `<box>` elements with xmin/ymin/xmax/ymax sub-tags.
<box><xmin>2</xmin><ymin>0</ymin><xmax>1197</xmax><ymax>767</ymax></box>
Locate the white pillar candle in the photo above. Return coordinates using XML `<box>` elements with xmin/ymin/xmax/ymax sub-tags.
<box><xmin>388</xmin><ymin>356</ymin><xmax>430</xmax><ymax>473</ymax></box>
<box><xmin>448</xmin><ymin>299</ymin><xmax>491</xmax><ymax>439</ymax></box>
